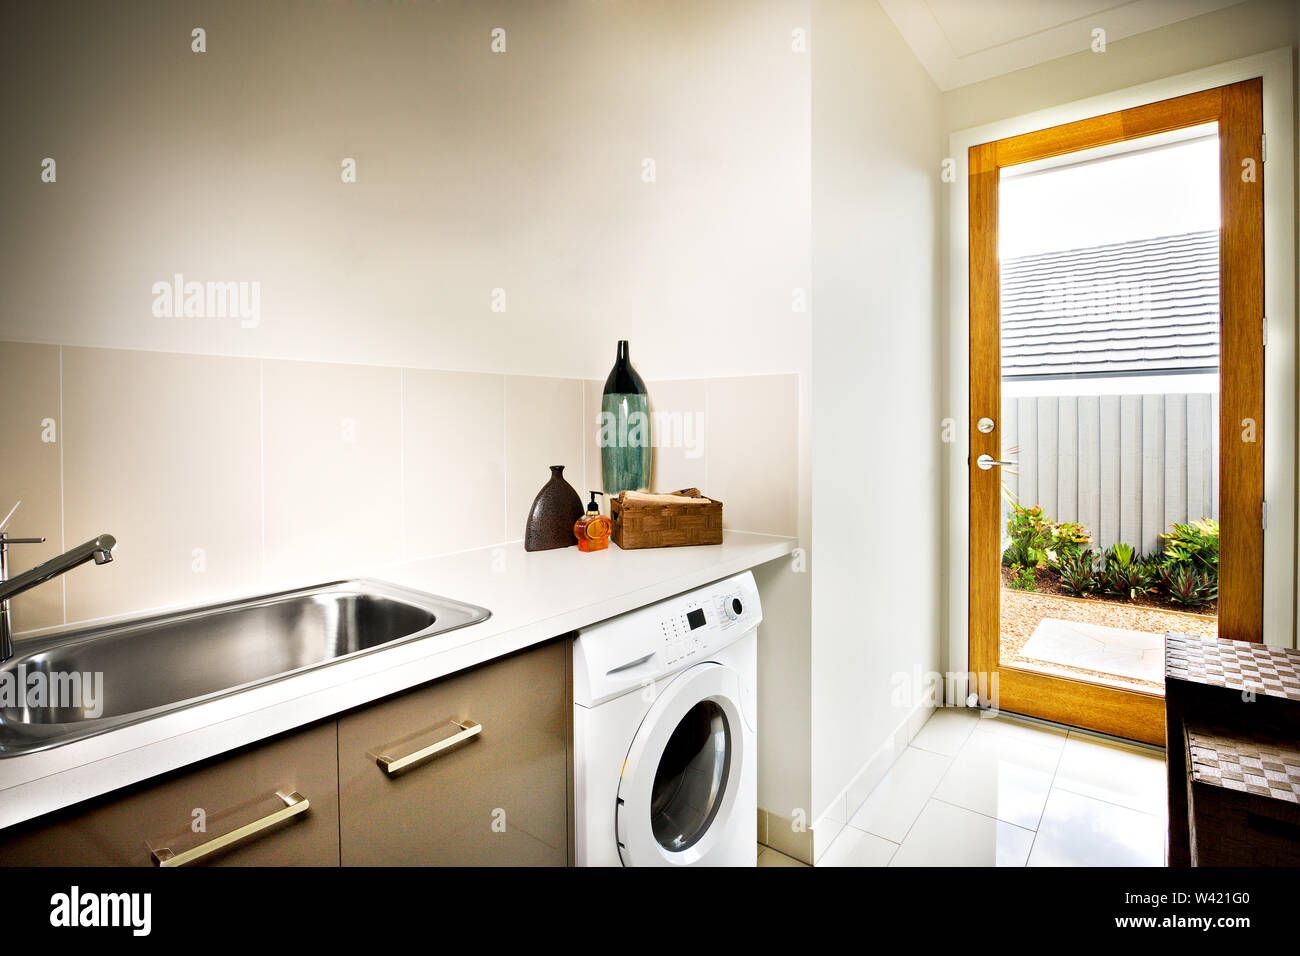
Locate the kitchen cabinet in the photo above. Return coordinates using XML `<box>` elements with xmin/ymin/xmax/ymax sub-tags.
<box><xmin>0</xmin><ymin>639</ymin><xmax>572</xmax><ymax>866</ymax></box>
<box><xmin>0</xmin><ymin>720</ymin><xmax>340</xmax><ymax>866</ymax></box>
<box><xmin>338</xmin><ymin>639</ymin><xmax>571</xmax><ymax>866</ymax></box>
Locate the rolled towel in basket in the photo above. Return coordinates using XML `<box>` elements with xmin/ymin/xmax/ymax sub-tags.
<box><xmin>618</xmin><ymin>489</ymin><xmax>712</xmax><ymax>507</ymax></box>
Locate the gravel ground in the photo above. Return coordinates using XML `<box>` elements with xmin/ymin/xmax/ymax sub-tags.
<box><xmin>1000</xmin><ymin>586</ymin><xmax>1217</xmax><ymax>692</ymax></box>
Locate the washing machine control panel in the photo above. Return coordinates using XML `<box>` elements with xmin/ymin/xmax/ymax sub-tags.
<box><xmin>573</xmin><ymin>570</ymin><xmax>762</xmax><ymax>707</ymax></box>
<box><xmin>656</xmin><ymin>585</ymin><xmax>750</xmax><ymax>668</ymax></box>
<box><xmin>658</xmin><ymin>599</ymin><xmax>708</xmax><ymax>668</ymax></box>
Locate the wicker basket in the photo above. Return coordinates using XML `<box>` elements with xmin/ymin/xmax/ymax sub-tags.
<box><xmin>1185</xmin><ymin>721</ymin><xmax>1300</xmax><ymax>866</ymax></box>
<box><xmin>610</xmin><ymin>488</ymin><xmax>723</xmax><ymax>549</ymax></box>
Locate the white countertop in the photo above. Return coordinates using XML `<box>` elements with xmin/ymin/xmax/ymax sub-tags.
<box><xmin>0</xmin><ymin>531</ymin><xmax>794</xmax><ymax>831</ymax></box>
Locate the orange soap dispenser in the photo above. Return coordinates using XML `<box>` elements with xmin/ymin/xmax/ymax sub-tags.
<box><xmin>574</xmin><ymin>492</ymin><xmax>611</xmax><ymax>552</ymax></box>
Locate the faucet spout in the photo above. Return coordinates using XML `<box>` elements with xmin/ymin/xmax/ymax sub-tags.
<box><xmin>0</xmin><ymin>533</ymin><xmax>117</xmax><ymax>663</ymax></box>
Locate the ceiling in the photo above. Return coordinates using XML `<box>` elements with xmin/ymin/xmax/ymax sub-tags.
<box><xmin>879</xmin><ymin>0</ymin><xmax>1249</xmax><ymax>91</ymax></box>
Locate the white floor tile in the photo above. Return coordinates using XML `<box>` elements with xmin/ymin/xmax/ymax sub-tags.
<box><xmin>816</xmin><ymin>826</ymin><xmax>898</xmax><ymax>867</ymax></box>
<box><xmin>1054</xmin><ymin>734</ymin><xmax>1167</xmax><ymax>816</ymax></box>
<box><xmin>849</xmin><ymin>746</ymin><xmax>951</xmax><ymax>843</ymax></box>
<box><xmin>1028</xmin><ymin>788</ymin><xmax>1165</xmax><ymax>867</ymax></box>
<box><xmin>911</xmin><ymin>707</ymin><xmax>980</xmax><ymax>757</ymax></box>
<box><xmin>933</xmin><ymin>727</ymin><xmax>1061</xmax><ymax>830</ymax></box>
<box><xmin>973</xmin><ymin>712</ymin><xmax>1069</xmax><ymax>753</ymax></box>
<box><xmin>890</xmin><ymin>799</ymin><xmax>1035</xmax><ymax>867</ymax></box>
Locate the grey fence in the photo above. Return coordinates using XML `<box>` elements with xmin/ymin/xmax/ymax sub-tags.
<box><xmin>1001</xmin><ymin>393</ymin><xmax>1219</xmax><ymax>556</ymax></box>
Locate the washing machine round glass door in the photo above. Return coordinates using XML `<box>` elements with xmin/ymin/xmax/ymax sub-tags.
<box><xmin>615</xmin><ymin>662</ymin><xmax>747</xmax><ymax>866</ymax></box>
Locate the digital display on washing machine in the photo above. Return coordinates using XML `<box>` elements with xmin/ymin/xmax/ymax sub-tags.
<box><xmin>687</xmin><ymin>608</ymin><xmax>706</xmax><ymax>630</ymax></box>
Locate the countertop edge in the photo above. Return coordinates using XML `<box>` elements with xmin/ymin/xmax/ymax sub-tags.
<box><xmin>0</xmin><ymin>535</ymin><xmax>795</xmax><ymax>832</ymax></box>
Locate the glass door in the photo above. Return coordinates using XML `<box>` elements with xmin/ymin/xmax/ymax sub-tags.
<box><xmin>968</xmin><ymin>81</ymin><xmax>1264</xmax><ymax>744</ymax></box>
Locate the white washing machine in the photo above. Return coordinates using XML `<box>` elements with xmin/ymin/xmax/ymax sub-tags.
<box><xmin>573</xmin><ymin>571</ymin><xmax>759</xmax><ymax>867</ymax></box>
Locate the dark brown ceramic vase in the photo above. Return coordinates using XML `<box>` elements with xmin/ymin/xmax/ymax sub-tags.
<box><xmin>524</xmin><ymin>465</ymin><xmax>584</xmax><ymax>551</ymax></box>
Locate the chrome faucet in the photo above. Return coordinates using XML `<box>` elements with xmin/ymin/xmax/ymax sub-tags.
<box><xmin>0</xmin><ymin>501</ymin><xmax>116</xmax><ymax>663</ymax></box>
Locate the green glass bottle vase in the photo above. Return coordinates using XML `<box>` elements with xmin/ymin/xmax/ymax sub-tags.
<box><xmin>600</xmin><ymin>340</ymin><xmax>651</xmax><ymax>495</ymax></box>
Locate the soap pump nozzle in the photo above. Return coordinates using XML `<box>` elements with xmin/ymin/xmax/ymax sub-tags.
<box><xmin>586</xmin><ymin>491</ymin><xmax>603</xmax><ymax>514</ymax></box>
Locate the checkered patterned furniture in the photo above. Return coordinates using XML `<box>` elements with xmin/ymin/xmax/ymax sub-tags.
<box><xmin>1187</xmin><ymin>724</ymin><xmax>1300</xmax><ymax>803</ymax></box>
<box><xmin>1165</xmin><ymin>631</ymin><xmax>1300</xmax><ymax>702</ymax></box>
<box><xmin>1167</xmin><ymin>633</ymin><xmax>1300</xmax><ymax>865</ymax></box>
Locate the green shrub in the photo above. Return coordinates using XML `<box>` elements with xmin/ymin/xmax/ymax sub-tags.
<box><xmin>1103</xmin><ymin>542</ymin><xmax>1137</xmax><ymax>570</ymax></box>
<box><xmin>1161</xmin><ymin>519</ymin><xmax>1219</xmax><ymax>575</ymax></box>
<box><xmin>1003</xmin><ymin>534</ymin><xmax>1037</xmax><ymax>570</ymax></box>
<box><xmin>1055</xmin><ymin>549</ymin><xmax>1098</xmax><ymax>596</ymax></box>
<box><xmin>1050</xmin><ymin>522</ymin><xmax>1091</xmax><ymax>560</ymax></box>
<box><xmin>1003</xmin><ymin>504</ymin><xmax>1092</xmax><ymax>569</ymax></box>
<box><xmin>1008</xmin><ymin>563</ymin><xmax>1037</xmax><ymax>592</ymax></box>
<box><xmin>1100</xmin><ymin>562</ymin><xmax>1152</xmax><ymax>601</ymax></box>
<box><xmin>1003</xmin><ymin>505</ymin><xmax>1053</xmax><ymax>569</ymax></box>
<box><xmin>1160</xmin><ymin>565</ymin><xmax>1217</xmax><ymax>609</ymax></box>
<box><xmin>1156</xmin><ymin>518</ymin><xmax>1219</xmax><ymax>605</ymax></box>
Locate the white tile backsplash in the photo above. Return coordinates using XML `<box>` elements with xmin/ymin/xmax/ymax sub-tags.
<box><xmin>647</xmin><ymin>378</ymin><xmax>709</xmax><ymax>494</ymax></box>
<box><xmin>403</xmin><ymin>369</ymin><xmax>506</xmax><ymax>558</ymax></box>
<box><xmin>505</xmin><ymin>376</ymin><xmax>584</xmax><ymax>541</ymax></box>
<box><xmin>62</xmin><ymin>347</ymin><xmax>263</xmax><ymax>622</ymax></box>
<box><xmin>0</xmin><ymin>342</ymin><xmax>64</xmax><ymax>631</ymax></box>
<box><xmin>262</xmin><ymin>359</ymin><xmax>403</xmax><ymax>584</ymax></box>
<box><xmin>583</xmin><ymin>372</ymin><xmax>799</xmax><ymax>532</ymax></box>
<box><xmin>706</xmin><ymin>374</ymin><xmax>797</xmax><ymax>535</ymax></box>
<box><xmin>5</xmin><ymin>341</ymin><xmax>800</xmax><ymax>633</ymax></box>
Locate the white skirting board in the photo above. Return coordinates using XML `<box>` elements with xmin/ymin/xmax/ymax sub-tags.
<box><xmin>807</xmin><ymin>695</ymin><xmax>937</xmax><ymax>865</ymax></box>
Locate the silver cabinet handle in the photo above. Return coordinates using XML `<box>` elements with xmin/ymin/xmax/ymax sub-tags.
<box><xmin>374</xmin><ymin>719</ymin><xmax>482</xmax><ymax>776</ymax></box>
<box><xmin>150</xmin><ymin>790</ymin><xmax>309</xmax><ymax>867</ymax></box>
<box><xmin>976</xmin><ymin>454</ymin><xmax>1017</xmax><ymax>470</ymax></box>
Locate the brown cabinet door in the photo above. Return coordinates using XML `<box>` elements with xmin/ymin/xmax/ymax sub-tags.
<box><xmin>0</xmin><ymin>721</ymin><xmax>340</xmax><ymax>866</ymax></box>
<box><xmin>338</xmin><ymin>641</ymin><xmax>570</xmax><ymax>866</ymax></box>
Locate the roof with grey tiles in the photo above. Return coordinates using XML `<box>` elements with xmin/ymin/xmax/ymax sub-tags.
<box><xmin>1001</xmin><ymin>230</ymin><xmax>1219</xmax><ymax>378</ymax></box>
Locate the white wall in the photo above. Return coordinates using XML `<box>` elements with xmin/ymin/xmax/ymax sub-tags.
<box><xmin>810</xmin><ymin>0</ymin><xmax>943</xmax><ymax>822</ymax></box>
<box><xmin>0</xmin><ymin>0</ymin><xmax>809</xmax><ymax>385</ymax></box>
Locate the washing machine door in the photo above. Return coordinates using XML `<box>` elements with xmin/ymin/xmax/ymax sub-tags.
<box><xmin>615</xmin><ymin>662</ymin><xmax>747</xmax><ymax>866</ymax></box>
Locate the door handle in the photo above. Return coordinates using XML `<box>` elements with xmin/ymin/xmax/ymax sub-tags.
<box><xmin>976</xmin><ymin>454</ymin><xmax>1016</xmax><ymax>470</ymax></box>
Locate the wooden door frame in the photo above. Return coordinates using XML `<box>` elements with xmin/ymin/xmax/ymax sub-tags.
<box><xmin>968</xmin><ymin>80</ymin><xmax>1264</xmax><ymax>745</ymax></box>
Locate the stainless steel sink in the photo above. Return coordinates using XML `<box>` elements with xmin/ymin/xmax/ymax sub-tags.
<box><xmin>0</xmin><ymin>580</ymin><xmax>490</xmax><ymax>756</ymax></box>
